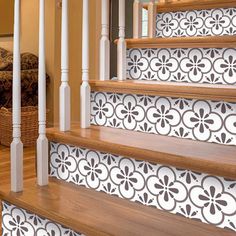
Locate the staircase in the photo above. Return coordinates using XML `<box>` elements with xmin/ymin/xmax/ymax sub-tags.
<box><xmin>1</xmin><ymin>0</ymin><xmax>236</xmax><ymax>235</ymax></box>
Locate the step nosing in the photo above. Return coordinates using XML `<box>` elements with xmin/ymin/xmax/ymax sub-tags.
<box><xmin>90</xmin><ymin>80</ymin><xmax>236</xmax><ymax>102</ymax></box>
<box><xmin>47</xmin><ymin>125</ymin><xmax>236</xmax><ymax>180</ymax></box>
<box><xmin>1</xmin><ymin>178</ymin><xmax>235</xmax><ymax>236</ymax></box>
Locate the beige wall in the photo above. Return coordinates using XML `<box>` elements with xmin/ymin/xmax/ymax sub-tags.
<box><xmin>0</xmin><ymin>37</ymin><xmax>13</xmax><ymax>51</ymax></box>
<box><xmin>53</xmin><ymin>0</ymin><xmax>101</xmax><ymax>125</ymax></box>
<box><xmin>0</xmin><ymin>0</ymin><xmax>14</xmax><ymax>36</ymax></box>
<box><xmin>17</xmin><ymin>0</ymin><xmax>56</xmax><ymax>124</ymax></box>
<box><xmin>0</xmin><ymin>0</ymin><xmax>100</xmax><ymax>125</ymax></box>
<box><xmin>20</xmin><ymin>0</ymin><xmax>39</xmax><ymax>55</ymax></box>
<box><xmin>0</xmin><ymin>0</ymin><xmax>14</xmax><ymax>51</ymax></box>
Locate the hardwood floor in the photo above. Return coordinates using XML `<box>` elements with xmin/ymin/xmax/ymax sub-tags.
<box><xmin>0</xmin><ymin>145</ymin><xmax>36</xmax><ymax>234</ymax></box>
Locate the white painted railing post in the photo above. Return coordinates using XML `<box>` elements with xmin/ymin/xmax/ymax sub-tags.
<box><xmin>60</xmin><ymin>0</ymin><xmax>71</xmax><ymax>131</ymax></box>
<box><xmin>100</xmin><ymin>0</ymin><xmax>110</xmax><ymax>81</ymax></box>
<box><xmin>133</xmin><ymin>0</ymin><xmax>142</xmax><ymax>38</ymax></box>
<box><xmin>11</xmin><ymin>0</ymin><xmax>23</xmax><ymax>193</ymax></box>
<box><xmin>37</xmin><ymin>0</ymin><xmax>48</xmax><ymax>186</ymax></box>
<box><xmin>80</xmin><ymin>0</ymin><xmax>91</xmax><ymax>128</ymax></box>
<box><xmin>117</xmin><ymin>0</ymin><xmax>126</xmax><ymax>81</ymax></box>
<box><xmin>148</xmin><ymin>0</ymin><xmax>156</xmax><ymax>38</ymax></box>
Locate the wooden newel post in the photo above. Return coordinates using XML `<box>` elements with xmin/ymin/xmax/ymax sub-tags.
<box><xmin>37</xmin><ymin>0</ymin><xmax>48</xmax><ymax>186</ymax></box>
<box><xmin>80</xmin><ymin>0</ymin><xmax>91</xmax><ymax>128</ymax></box>
<box><xmin>11</xmin><ymin>0</ymin><xmax>23</xmax><ymax>193</ymax></box>
<box><xmin>60</xmin><ymin>0</ymin><xmax>71</xmax><ymax>131</ymax></box>
<box><xmin>148</xmin><ymin>0</ymin><xmax>156</xmax><ymax>38</ymax></box>
<box><xmin>100</xmin><ymin>0</ymin><xmax>110</xmax><ymax>81</ymax></box>
<box><xmin>133</xmin><ymin>0</ymin><xmax>142</xmax><ymax>38</ymax></box>
<box><xmin>117</xmin><ymin>0</ymin><xmax>126</xmax><ymax>81</ymax></box>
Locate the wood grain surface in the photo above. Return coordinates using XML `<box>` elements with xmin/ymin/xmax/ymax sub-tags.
<box><xmin>0</xmin><ymin>178</ymin><xmax>235</xmax><ymax>236</ymax></box>
<box><xmin>47</xmin><ymin>125</ymin><xmax>236</xmax><ymax>179</ymax></box>
<box><xmin>114</xmin><ymin>36</ymin><xmax>236</xmax><ymax>49</ymax></box>
<box><xmin>90</xmin><ymin>80</ymin><xmax>236</xmax><ymax>102</ymax></box>
<box><xmin>0</xmin><ymin>145</ymin><xmax>36</xmax><ymax>234</ymax></box>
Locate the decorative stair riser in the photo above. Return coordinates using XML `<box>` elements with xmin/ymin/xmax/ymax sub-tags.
<box><xmin>128</xmin><ymin>7</ymin><xmax>236</xmax><ymax>84</ymax></box>
<box><xmin>1</xmin><ymin>202</ymin><xmax>84</xmax><ymax>236</ymax></box>
<box><xmin>126</xmin><ymin>47</ymin><xmax>236</xmax><ymax>84</ymax></box>
<box><xmin>50</xmin><ymin>142</ymin><xmax>236</xmax><ymax>232</ymax></box>
<box><xmin>156</xmin><ymin>8</ymin><xmax>236</xmax><ymax>38</ymax></box>
<box><xmin>91</xmin><ymin>91</ymin><xmax>236</xmax><ymax>146</ymax></box>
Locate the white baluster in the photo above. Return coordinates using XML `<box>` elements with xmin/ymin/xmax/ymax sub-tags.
<box><xmin>37</xmin><ymin>0</ymin><xmax>48</xmax><ymax>186</ymax></box>
<box><xmin>80</xmin><ymin>0</ymin><xmax>91</xmax><ymax>128</ymax></box>
<box><xmin>11</xmin><ymin>0</ymin><xmax>23</xmax><ymax>193</ymax></box>
<box><xmin>117</xmin><ymin>0</ymin><xmax>126</xmax><ymax>81</ymax></box>
<box><xmin>133</xmin><ymin>0</ymin><xmax>142</xmax><ymax>38</ymax></box>
<box><xmin>100</xmin><ymin>0</ymin><xmax>110</xmax><ymax>81</ymax></box>
<box><xmin>60</xmin><ymin>0</ymin><xmax>71</xmax><ymax>131</ymax></box>
<box><xmin>148</xmin><ymin>0</ymin><xmax>156</xmax><ymax>38</ymax></box>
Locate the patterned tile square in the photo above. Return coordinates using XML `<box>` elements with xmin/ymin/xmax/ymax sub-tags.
<box><xmin>127</xmin><ymin>8</ymin><xmax>236</xmax><ymax>83</ymax></box>
<box><xmin>91</xmin><ymin>91</ymin><xmax>236</xmax><ymax>146</ymax></box>
<box><xmin>156</xmin><ymin>8</ymin><xmax>236</xmax><ymax>38</ymax></box>
<box><xmin>126</xmin><ymin>48</ymin><xmax>236</xmax><ymax>85</ymax></box>
<box><xmin>1</xmin><ymin>201</ymin><xmax>84</xmax><ymax>236</ymax></box>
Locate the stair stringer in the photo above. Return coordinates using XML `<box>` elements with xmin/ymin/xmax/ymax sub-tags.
<box><xmin>49</xmin><ymin>141</ymin><xmax>236</xmax><ymax>233</ymax></box>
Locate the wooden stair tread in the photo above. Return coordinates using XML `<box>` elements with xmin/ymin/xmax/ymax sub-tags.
<box><xmin>114</xmin><ymin>36</ymin><xmax>236</xmax><ymax>49</ymax></box>
<box><xmin>90</xmin><ymin>80</ymin><xmax>236</xmax><ymax>102</ymax></box>
<box><xmin>47</xmin><ymin>125</ymin><xmax>236</xmax><ymax>179</ymax></box>
<box><xmin>142</xmin><ymin>0</ymin><xmax>236</xmax><ymax>13</ymax></box>
<box><xmin>0</xmin><ymin>178</ymin><xmax>234</xmax><ymax>236</ymax></box>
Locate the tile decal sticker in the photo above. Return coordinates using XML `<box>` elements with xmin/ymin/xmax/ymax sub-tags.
<box><xmin>156</xmin><ymin>8</ymin><xmax>236</xmax><ymax>38</ymax></box>
<box><xmin>50</xmin><ymin>142</ymin><xmax>236</xmax><ymax>232</ymax></box>
<box><xmin>126</xmin><ymin>48</ymin><xmax>236</xmax><ymax>85</ymax></box>
<box><xmin>91</xmin><ymin>92</ymin><xmax>236</xmax><ymax>146</ymax></box>
<box><xmin>2</xmin><ymin>202</ymin><xmax>84</xmax><ymax>236</ymax></box>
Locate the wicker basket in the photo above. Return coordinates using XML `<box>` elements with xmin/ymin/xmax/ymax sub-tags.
<box><xmin>0</xmin><ymin>106</ymin><xmax>39</xmax><ymax>147</ymax></box>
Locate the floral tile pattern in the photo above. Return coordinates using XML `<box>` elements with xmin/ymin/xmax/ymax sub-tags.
<box><xmin>49</xmin><ymin>142</ymin><xmax>236</xmax><ymax>232</ymax></box>
<box><xmin>1</xmin><ymin>201</ymin><xmax>84</xmax><ymax>236</ymax></box>
<box><xmin>156</xmin><ymin>8</ymin><xmax>236</xmax><ymax>37</ymax></box>
<box><xmin>90</xmin><ymin>91</ymin><xmax>236</xmax><ymax>146</ymax></box>
<box><xmin>126</xmin><ymin>48</ymin><xmax>236</xmax><ymax>85</ymax></box>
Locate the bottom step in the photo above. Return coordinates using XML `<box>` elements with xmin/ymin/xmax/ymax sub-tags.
<box><xmin>1</xmin><ymin>201</ymin><xmax>83</xmax><ymax>236</ymax></box>
<box><xmin>0</xmin><ymin>178</ymin><xmax>235</xmax><ymax>236</ymax></box>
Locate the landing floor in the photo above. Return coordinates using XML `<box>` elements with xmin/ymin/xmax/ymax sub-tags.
<box><xmin>0</xmin><ymin>145</ymin><xmax>36</xmax><ymax>234</ymax></box>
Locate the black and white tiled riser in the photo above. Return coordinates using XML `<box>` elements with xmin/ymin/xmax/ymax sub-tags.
<box><xmin>91</xmin><ymin>92</ymin><xmax>236</xmax><ymax>146</ymax></box>
<box><xmin>1</xmin><ymin>202</ymin><xmax>84</xmax><ymax>236</ymax></box>
<box><xmin>126</xmin><ymin>48</ymin><xmax>236</xmax><ymax>85</ymax></box>
<box><xmin>156</xmin><ymin>8</ymin><xmax>236</xmax><ymax>37</ymax></box>
<box><xmin>50</xmin><ymin>142</ymin><xmax>236</xmax><ymax>232</ymax></box>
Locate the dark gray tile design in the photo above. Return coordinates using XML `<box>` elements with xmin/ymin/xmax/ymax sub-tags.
<box><xmin>1</xmin><ymin>201</ymin><xmax>84</xmax><ymax>236</ymax></box>
<box><xmin>156</xmin><ymin>8</ymin><xmax>236</xmax><ymax>37</ymax></box>
<box><xmin>49</xmin><ymin>142</ymin><xmax>236</xmax><ymax>232</ymax></box>
<box><xmin>91</xmin><ymin>91</ymin><xmax>236</xmax><ymax>146</ymax></box>
<box><xmin>126</xmin><ymin>48</ymin><xmax>236</xmax><ymax>85</ymax></box>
